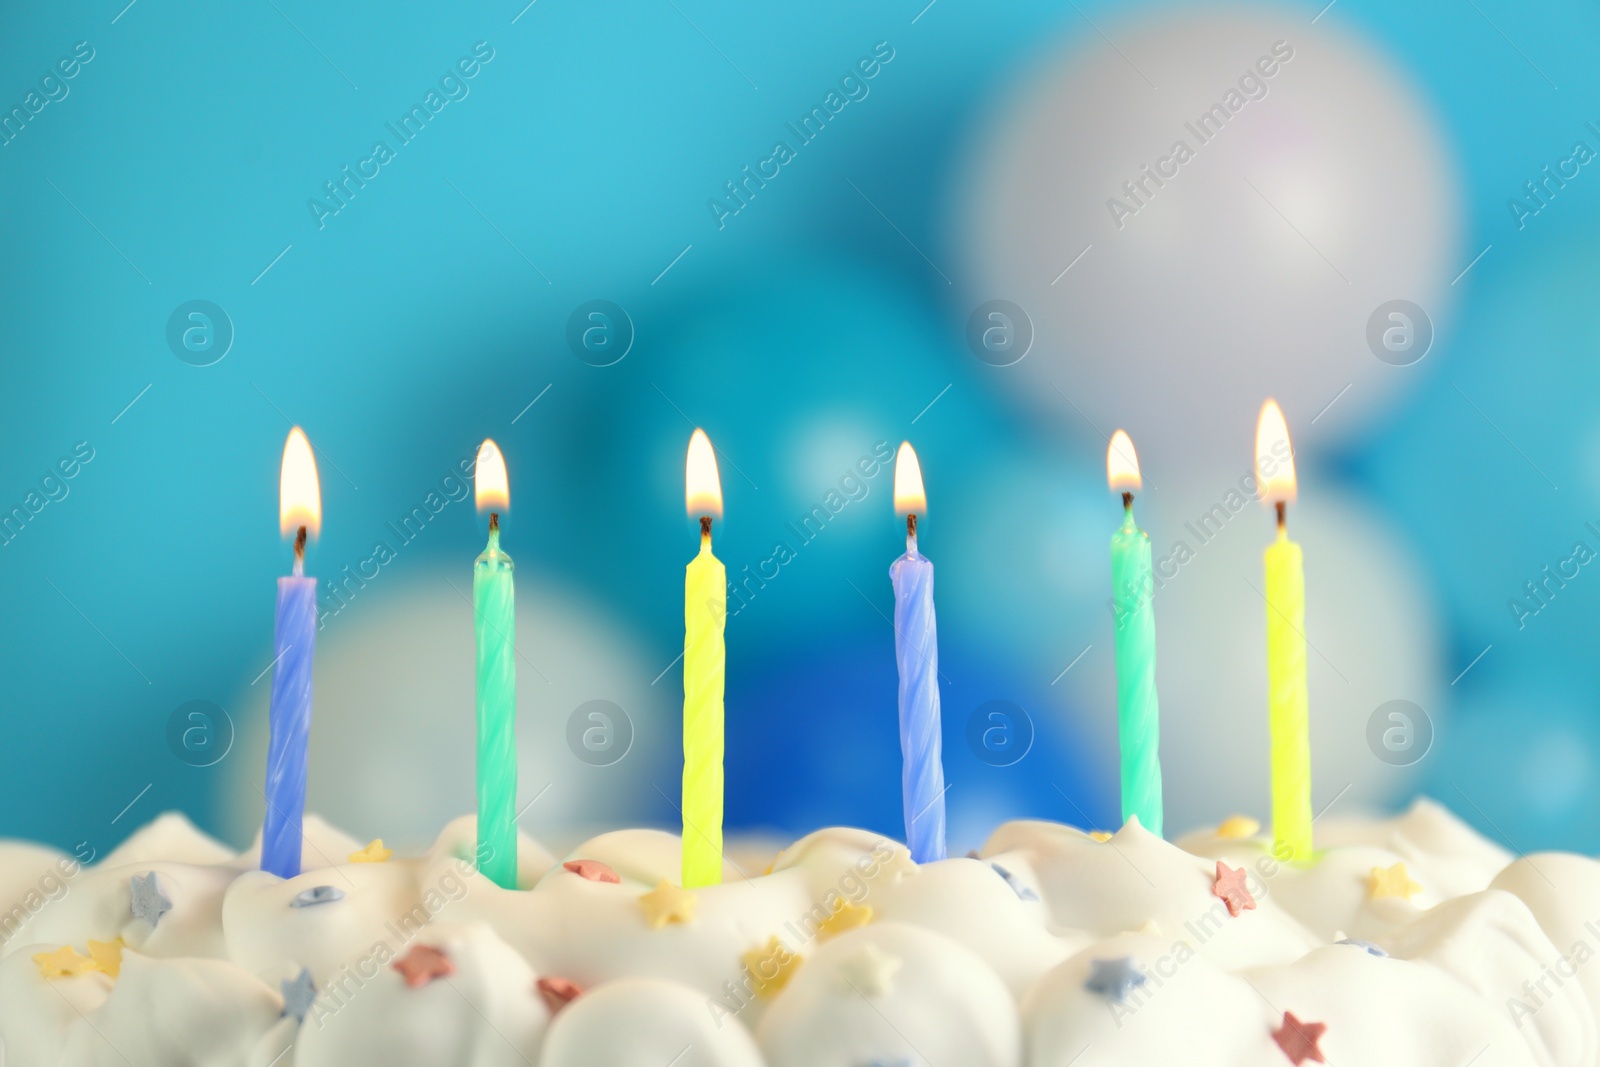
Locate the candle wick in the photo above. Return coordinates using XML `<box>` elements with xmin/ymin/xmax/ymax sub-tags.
<box><xmin>1275</xmin><ymin>500</ymin><xmax>1287</xmax><ymax>532</ymax></box>
<box><xmin>1121</xmin><ymin>491</ymin><xmax>1133</xmax><ymax>512</ymax></box>
<box><xmin>700</xmin><ymin>515</ymin><xmax>712</xmax><ymax>546</ymax></box>
<box><xmin>489</xmin><ymin>512</ymin><xmax>500</xmax><ymax>534</ymax></box>
<box><xmin>293</xmin><ymin>525</ymin><xmax>306</xmax><ymax>578</ymax></box>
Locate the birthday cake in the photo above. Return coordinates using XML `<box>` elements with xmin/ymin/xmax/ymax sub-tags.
<box><xmin>0</xmin><ymin>800</ymin><xmax>1591</xmax><ymax>1066</ymax></box>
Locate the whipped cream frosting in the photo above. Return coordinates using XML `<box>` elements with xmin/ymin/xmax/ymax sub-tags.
<box><xmin>1</xmin><ymin>799</ymin><xmax>1591</xmax><ymax>1066</ymax></box>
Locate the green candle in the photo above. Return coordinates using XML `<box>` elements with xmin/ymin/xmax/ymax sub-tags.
<box><xmin>474</xmin><ymin>439</ymin><xmax>517</xmax><ymax>889</ymax></box>
<box><xmin>1107</xmin><ymin>430</ymin><xmax>1163</xmax><ymax>837</ymax></box>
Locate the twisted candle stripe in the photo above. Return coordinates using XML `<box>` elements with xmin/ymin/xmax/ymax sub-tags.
<box><xmin>1265</xmin><ymin>529</ymin><xmax>1311</xmax><ymax>861</ymax></box>
<box><xmin>1111</xmin><ymin>508</ymin><xmax>1163</xmax><ymax>837</ymax></box>
<box><xmin>474</xmin><ymin>527</ymin><xmax>518</xmax><ymax>889</ymax></box>
<box><xmin>682</xmin><ymin>539</ymin><xmax>726</xmax><ymax>888</ymax></box>
<box><xmin>262</xmin><ymin>574</ymin><xmax>316</xmax><ymax>879</ymax></box>
<box><xmin>892</xmin><ymin>543</ymin><xmax>945</xmax><ymax>864</ymax></box>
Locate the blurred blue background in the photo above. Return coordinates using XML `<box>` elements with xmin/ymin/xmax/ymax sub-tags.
<box><xmin>1</xmin><ymin>0</ymin><xmax>1596</xmax><ymax>859</ymax></box>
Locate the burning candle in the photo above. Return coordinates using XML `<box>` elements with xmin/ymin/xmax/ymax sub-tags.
<box><xmin>1256</xmin><ymin>400</ymin><xmax>1311</xmax><ymax>861</ymax></box>
<box><xmin>1107</xmin><ymin>430</ymin><xmax>1163</xmax><ymax>837</ymax></box>
<box><xmin>891</xmin><ymin>442</ymin><xmax>945</xmax><ymax>864</ymax></box>
<box><xmin>262</xmin><ymin>427</ymin><xmax>320</xmax><ymax>880</ymax></box>
<box><xmin>682</xmin><ymin>428</ymin><xmax>726</xmax><ymax>889</ymax></box>
<box><xmin>474</xmin><ymin>439</ymin><xmax>518</xmax><ymax>889</ymax></box>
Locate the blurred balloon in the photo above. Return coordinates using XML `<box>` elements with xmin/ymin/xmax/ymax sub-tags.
<box><xmin>729</xmin><ymin>633</ymin><xmax>1114</xmax><ymax>856</ymax></box>
<box><xmin>960</xmin><ymin>5</ymin><xmax>1461</xmax><ymax>467</ymax></box>
<box><xmin>1420</xmin><ymin>679</ymin><xmax>1600</xmax><ymax>854</ymax></box>
<box><xmin>225</xmin><ymin>569</ymin><xmax>671</xmax><ymax>853</ymax></box>
<box><xmin>1358</xmin><ymin>232</ymin><xmax>1600</xmax><ymax>670</ymax></box>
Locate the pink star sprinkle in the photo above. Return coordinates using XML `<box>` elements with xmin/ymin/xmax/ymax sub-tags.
<box><xmin>563</xmin><ymin>859</ymin><xmax>621</xmax><ymax>884</ymax></box>
<box><xmin>1212</xmin><ymin>861</ymin><xmax>1257</xmax><ymax>917</ymax></box>
<box><xmin>536</xmin><ymin>976</ymin><xmax>584</xmax><ymax>1013</ymax></box>
<box><xmin>1272</xmin><ymin>1011</ymin><xmax>1327</xmax><ymax>1064</ymax></box>
<box><xmin>391</xmin><ymin>945</ymin><xmax>455</xmax><ymax>988</ymax></box>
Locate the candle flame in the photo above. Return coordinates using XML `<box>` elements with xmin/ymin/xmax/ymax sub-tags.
<box><xmin>475</xmin><ymin>439</ymin><xmax>510</xmax><ymax>513</ymax></box>
<box><xmin>279</xmin><ymin>427</ymin><xmax>322</xmax><ymax>538</ymax></box>
<box><xmin>893</xmin><ymin>441</ymin><xmax>926</xmax><ymax>515</ymax></box>
<box><xmin>1255</xmin><ymin>399</ymin><xmax>1298</xmax><ymax>505</ymax></box>
<box><xmin>685</xmin><ymin>428</ymin><xmax>723</xmax><ymax>519</ymax></box>
<box><xmin>1106</xmin><ymin>430</ymin><xmax>1142</xmax><ymax>492</ymax></box>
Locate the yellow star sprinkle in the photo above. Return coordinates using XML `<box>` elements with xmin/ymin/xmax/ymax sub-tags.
<box><xmin>1089</xmin><ymin>831</ymin><xmax>1113</xmax><ymax>843</ymax></box>
<box><xmin>1216</xmin><ymin>815</ymin><xmax>1261</xmax><ymax>840</ymax></box>
<box><xmin>1368</xmin><ymin>862</ymin><xmax>1422</xmax><ymax>901</ymax></box>
<box><xmin>742</xmin><ymin>937</ymin><xmax>801</xmax><ymax>998</ymax></box>
<box><xmin>638</xmin><ymin>880</ymin><xmax>697</xmax><ymax>928</ymax></box>
<box><xmin>817</xmin><ymin>898</ymin><xmax>874</xmax><ymax>941</ymax></box>
<box><xmin>87</xmin><ymin>938</ymin><xmax>125</xmax><ymax>978</ymax></box>
<box><xmin>348</xmin><ymin>839</ymin><xmax>393</xmax><ymax>863</ymax></box>
<box><xmin>34</xmin><ymin>945</ymin><xmax>95</xmax><ymax>979</ymax></box>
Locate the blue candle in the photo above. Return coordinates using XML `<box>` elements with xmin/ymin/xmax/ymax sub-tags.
<box><xmin>262</xmin><ymin>428</ymin><xmax>321</xmax><ymax>880</ymax></box>
<box><xmin>891</xmin><ymin>442</ymin><xmax>945</xmax><ymax>864</ymax></box>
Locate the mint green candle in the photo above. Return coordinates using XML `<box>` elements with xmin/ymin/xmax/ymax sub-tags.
<box><xmin>474</xmin><ymin>441</ymin><xmax>517</xmax><ymax>889</ymax></box>
<box><xmin>1108</xmin><ymin>431</ymin><xmax>1163</xmax><ymax>837</ymax></box>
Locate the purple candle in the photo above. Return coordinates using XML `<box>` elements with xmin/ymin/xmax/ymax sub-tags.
<box><xmin>262</xmin><ymin>427</ymin><xmax>321</xmax><ymax>879</ymax></box>
<box><xmin>891</xmin><ymin>442</ymin><xmax>945</xmax><ymax>864</ymax></box>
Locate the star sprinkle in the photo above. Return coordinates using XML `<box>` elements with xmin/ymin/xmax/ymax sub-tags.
<box><xmin>391</xmin><ymin>944</ymin><xmax>455</xmax><ymax>988</ymax></box>
<box><xmin>1089</xmin><ymin>831</ymin><xmax>1113</xmax><ymax>843</ymax></box>
<box><xmin>638</xmin><ymin>880</ymin><xmax>697</xmax><ymax>928</ymax></box>
<box><xmin>129</xmin><ymin>872</ymin><xmax>172</xmax><ymax>927</ymax></box>
<box><xmin>991</xmin><ymin>862</ymin><xmax>1039</xmax><ymax>902</ymax></box>
<box><xmin>836</xmin><ymin>942</ymin><xmax>901</xmax><ymax>997</ymax></box>
<box><xmin>1368</xmin><ymin>862</ymin><xmax>1422</xmax><ymax>901</ymax></box>
<box><xmin>33</xmin><ymin>945</ymin><xmax>95</xmax><ymax>979</ymax></box>
<box><xmin>1216</xmin><ymin>815</ymin><xmax>1261</xmax><ymax>840</ymax></box>
<box><xmin>536</xmin><ymin>976</ymin><xmax>583</xmax><ymax>1014</ymax></box>
<box><xmin>1335</xmin><ymin>937</ymin><xmax>1389</xmax><ymax>958</ymax></box>
<box><xmin>87</xmin><ymin>938</ymin><xmax>124</xmax><ymax>978</ymax></box>
<box><xmin>291</xmin><ymin>885</ymin><xmax>346</xmax><ymax>908</ymax></box>
<box><xmin>562</xmin><ymin>859</ymin><xmax>620</xmax><ymax>884</ymax></box>
<box><xmin>817</xmin><ymin>898</ymin><xmax>874</xmax><ymax>940</ymax></box>
<box><xmin>348</xmin><ymin>840</ymin><xmax>392</xmax><ymax>864</ymax></box>
<box><xmin>1212</xmin><ymin>861</ymin><xmax>1257</xmax><ymax>917</ymax></box>
<box><xmin>281</xmin><ymin>967</ymin><xmax>317</xmax><ymax>1022</ymax></box>
<box><xmin>1084</xmin><ymin>957</ymin><xmax>1148</xmax><ymax>1003</ymax></box>
<box><xmin>1272</xmin><ymin>1011</ymin><xmax>1328</xmax><ymax>1064</ymax></box>
<box><xmin>742</xmin><ymin>937</ymin><xmax>802</xmax><ymax>998</ymax></box>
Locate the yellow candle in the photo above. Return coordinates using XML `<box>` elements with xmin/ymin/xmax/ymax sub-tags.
<box><xmin>682</xmin><ymin>429</ymin><xmax>726</xmax><ymax>888</ymax></box>
<box><xmin>1257</xmin><ymin>400</ymin><xmax>1311</xmax><ymax>861</ymax></box>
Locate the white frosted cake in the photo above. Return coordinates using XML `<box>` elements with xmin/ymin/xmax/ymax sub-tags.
<box><xmin>0</xmin><ymin>800</ymin><xmax>1591</xmax><ymax>1066</ymax></box>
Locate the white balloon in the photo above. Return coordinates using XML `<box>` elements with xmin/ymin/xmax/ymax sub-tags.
<box><xmin>224</xmin><ymin>569</ymin><xmax>672</xmax><ymax>852</ymax></box>
<box><xmin>1054</xmin><ymin>469</ymin><xmax>1442</xmax><ymax>835</ymax></box>
<box><xmin>961</xmin><ymin>7</ymin><xmax>1461</xmax><ymax>465</ymax></box>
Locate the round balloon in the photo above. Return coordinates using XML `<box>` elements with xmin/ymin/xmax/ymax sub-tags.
<box><xmin>960</xmin><ymin>6</ymin><xmax>1461</xmax><ymax>466</ymax></box>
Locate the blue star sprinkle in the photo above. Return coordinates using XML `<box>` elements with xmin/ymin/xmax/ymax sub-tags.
<box><xmin>991</xmin><ymin>862</ymin><xmax>1039</xmax><ymax>902</ymax></box>
<box><xmin>1335</xmin><ymin>937</ymin><xmax>1388</xmax><ymax>957</ymax></box>
<box><xmin>281</xmin><ymin>967</ymin><xmax>317</xmax><ymax>1022</ymax></box>
<box><xmin>129</xmin><ymin>872</ymin><xmax>172</xmax><ymax>927</ymax></box>
<box><xmin>1085</xmin><ymin>956</ymin><xmax>1148</xmax><ymax>1002</ymax></box>
<box><xmin>290</xmin><ymin>885</ymin><xmax>346</xmax><ymax>908</ymax></box>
